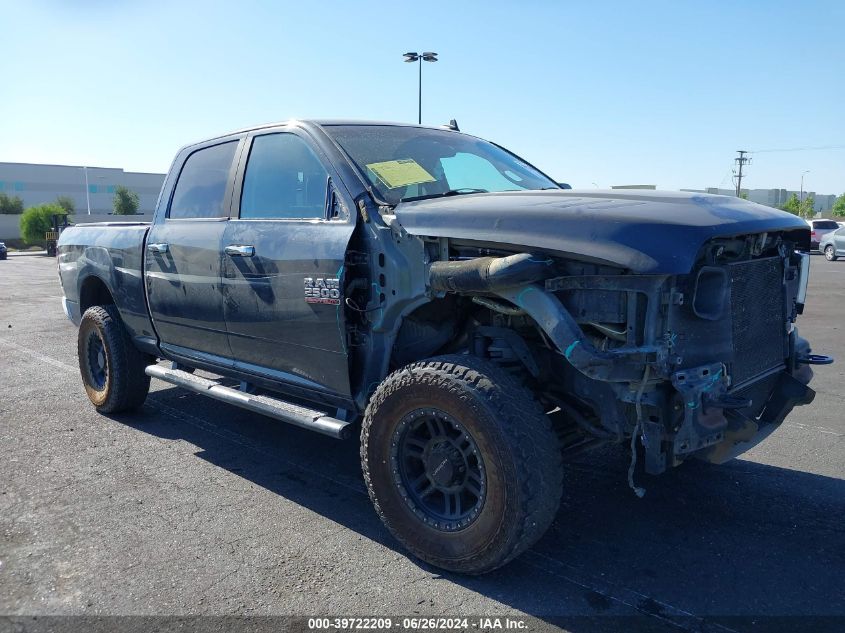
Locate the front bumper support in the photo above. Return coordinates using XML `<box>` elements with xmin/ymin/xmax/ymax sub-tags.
<box><xmin>697</xmin><ymin>372</ymin><xmax>815</xmax><ymax>464</ymax></box>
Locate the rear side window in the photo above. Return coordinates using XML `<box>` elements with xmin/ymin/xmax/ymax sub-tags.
<box><xmin>813</xmin><ymin>220</ymin><xmax>838</xmax><ymax>229</ymax></box>
<box><xmin>240</xmin><ymin>133</ymin><xmax>329</xmax><ymax>219</ymax></box>
<box><xmin>169</xmin><ymin>141</ymin><xmax>238</xmax><ymax>219</ymax></box>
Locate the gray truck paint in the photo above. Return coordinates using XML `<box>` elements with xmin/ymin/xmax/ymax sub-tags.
<box><xmin>58</xmin><ymin>222</ymin><xmax>156</xmax><ymax>353</ymax></box>
<box><xmin>395</xmin><ymin>190</ymin><xmax>810</xmax><ymax>274</ymax></box>
<box><xmin>56</xmin><ymin>119</ymin><xmax>824</xmax><ymax>477</ymax></box>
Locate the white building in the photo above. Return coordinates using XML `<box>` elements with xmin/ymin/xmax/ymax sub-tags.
<box><xmin>680</xmin><ymin>188</ymin><xmax>837</xmax><ymax>213</ymax></box>
<box><xmin>0</xmin><ymin>162</ymin><xmax>164</xmax><ymax>215</ymax></box>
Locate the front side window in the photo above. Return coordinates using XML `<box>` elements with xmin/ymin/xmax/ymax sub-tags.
<box><xmin>323</xmin><ymin>125</ymin><xmax>558</xmax><ymax>206</ymax></box>
<box><xmin>240</xmin><ymin>133</ymin><xmax>329</xmax><ymax>220</ymax></box>
<box><xmin>169</xmin><ymin>141</ymin><xmax>238</xmax><ymax>219</ymax></box>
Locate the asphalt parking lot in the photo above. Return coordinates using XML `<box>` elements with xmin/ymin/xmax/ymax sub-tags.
<box><xmin>1</xmin><ymin>254</ymin><xmax>843</xmax><ymax>630</ymax></box>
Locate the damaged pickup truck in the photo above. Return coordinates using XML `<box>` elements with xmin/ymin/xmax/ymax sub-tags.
<box><xmin>57</xmin><ymin>120</ymin><xmax>831</xmax><ymax>574</ymax></box>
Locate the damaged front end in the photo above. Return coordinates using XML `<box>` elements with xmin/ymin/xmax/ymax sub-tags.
<box><xmin>427</xmin><ymin>230</ymin><xmax>831</xmax><ymax>477</ymax></box>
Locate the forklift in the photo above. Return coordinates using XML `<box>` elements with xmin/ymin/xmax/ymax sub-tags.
<box><xmin>45</xmin><ymin>214</ymin><xmax>71</xmax><ymax>257</ymax></box>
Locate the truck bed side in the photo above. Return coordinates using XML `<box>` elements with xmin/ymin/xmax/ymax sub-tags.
<box><xmin>57</xmin><ymin>222</ymin><xmax>158</xmax><ymax>355</ymax></box>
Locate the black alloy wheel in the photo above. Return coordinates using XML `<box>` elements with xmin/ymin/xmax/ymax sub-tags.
<box><xmin>391</xmin><ymin>408</ymin><xmax>486</xmax><ymax>532</ymax></box>
<box><xmin>361</xmin><ymin>354</ymin><xmax>563</xmax><ymax>574</ymax></box>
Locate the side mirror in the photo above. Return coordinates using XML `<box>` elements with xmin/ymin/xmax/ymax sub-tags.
<box><xmin>557</xmin><ymin>182</ymin><xmax>572</xmax><ymax>190</ymax></box>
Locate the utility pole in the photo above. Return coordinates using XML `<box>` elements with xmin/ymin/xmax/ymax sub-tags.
<box><xmin>734</xmin><ymin>150</ymin><xmax>750</xmax><ymax>197</ymax></box>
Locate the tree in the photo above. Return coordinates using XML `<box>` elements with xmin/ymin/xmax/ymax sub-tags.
<box><xmin>113</xmin><ymin>185</ymin><xmax>140</xmax><ymax>215</ymax></box>
<box><xmin>781</xmin><ymin>193</ymin><xmax>801</xmax><ymax>215</ymax></box>
<box><xmin>55</xmin><ymin>195</ymin><xmax>76</xmax><ymax>214</ymax></box>
<box><xmin>800</xmin><ymin>195</ymin><xmax>815</xmax><ymax>219</ymax></box>
<box><xmin>19</xmin><ymin>203</ymin><xmax>67</xmax><ymax>244</ymax></box>
<box><xmin>832</xmin><ymin>194</ymin><xmax>845</xmax><ymax>218</ymax></box>
<box><xmin>0</xmin><ymin>192</ymin><xmax>25</xmax><ymax>214</ymax></box>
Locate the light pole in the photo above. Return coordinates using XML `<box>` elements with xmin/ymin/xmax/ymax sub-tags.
<box><xmin>403</xmin><ymin>51</ymin><xmax>438</xmax><ymax>124</ymax></box>
<box><xmin>800</xmin><ymin>170</ymin><xmax>810</xmax><ymax>217</ymax></box>
<box><xmin>82</xmin><ymin>166</ymin><xmax>91</xmax><ymax>215</ymax></box>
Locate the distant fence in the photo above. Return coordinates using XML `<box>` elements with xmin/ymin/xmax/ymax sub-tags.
<box><xmin>0</xmin><ymin>213</ymin><xmax>152</xmax><ymax>240</ymax></box>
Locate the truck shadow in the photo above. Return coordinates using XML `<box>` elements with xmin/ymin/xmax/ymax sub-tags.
<box><xmin>117</xmin><ymin>386</ymin><xmax>845</xmax><ymax>627</ymax></box>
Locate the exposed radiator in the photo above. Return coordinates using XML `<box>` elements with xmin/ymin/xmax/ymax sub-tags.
<box><xmin>728</xmin><ymin>256</ymin><xmax>786</xmax><ymax>385</ymax></box>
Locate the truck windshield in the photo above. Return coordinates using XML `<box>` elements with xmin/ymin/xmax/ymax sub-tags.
<box><xmin>323</xmin><ymin>125</ymin><xmax>558</xmax><ymax>206</ymax></box>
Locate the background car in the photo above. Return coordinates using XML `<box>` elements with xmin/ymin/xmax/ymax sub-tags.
<box><xmin>819</xmin><ymin>227</ymin><xmax>845</xmax><ymax>260</ymax></box>
<box><xmin>807</xmin><ymin>219</ymin><xmax>839</xmax><ymax>250</ymax></box>
<box><xmin>0</xmin><ymin>241</ymin><xmax>7</xmax><ymax>260</ymax></box>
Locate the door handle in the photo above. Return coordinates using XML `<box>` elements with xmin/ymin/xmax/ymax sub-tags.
<box><xmin>147</xmin><ymin>243</ymin><xmax>169</xmax><ymax>254</ymax></box>
<box><xmin>224</xmin><ymin>244</ymin><xmax>255</xmax><ymax>257</ymax></box>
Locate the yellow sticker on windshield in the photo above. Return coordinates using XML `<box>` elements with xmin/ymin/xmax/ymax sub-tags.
<box><xmin>365</xmin><ymin>159</ymin><xmax>436</xmax><ymax>189</ymax></box>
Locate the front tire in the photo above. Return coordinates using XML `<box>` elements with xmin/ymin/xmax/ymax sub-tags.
<box><xmin>361</xmin><ymin>355</ymin><xmax>562</xmax><ymax>574</ymax></box>
<box><xmin>824</xmin><ymin>245</ymin><xmax>837</xmax><ymax>261</ymax></box>
<box><xmin>77</xmin><ymin>305</ymin><xmax>151</xmax><ymax>413</ymax></box>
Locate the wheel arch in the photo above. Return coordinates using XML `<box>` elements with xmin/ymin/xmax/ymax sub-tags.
<box><xmin>390</xmin><ymin>295</ymin><xmax>463</xmax><ymax>368</ymax></box>
<box><xmin>79</xmin><ymin>274</ymin><xmax>115</xmax><ymax>313</ymax></box>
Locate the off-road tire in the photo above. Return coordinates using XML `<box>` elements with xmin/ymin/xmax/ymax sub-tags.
<box><xmin>361</xmin><ymin>354</ymin><xmax>562</xmax><ymax>574</ymax></box>
<box><xmin>824</xmin><ymin>245</ymin><xmax>837</xmax><ymax>261</ymax></box>
<box><xmin>78</xmin><ymin>305</ymin><xmax>151</xmax><ymax>413</ymax></box>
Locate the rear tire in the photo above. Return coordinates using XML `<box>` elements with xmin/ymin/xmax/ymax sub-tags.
<box><xmin>77</xmin><ymin>305</ymin><xmax>151</xmax><ymax>413</ymax></box>
<box><xmin>361</xmin><ymin>354</ymin><xmax>562</xmax><ymax>574</ymax></box>
<box><xmin>824</xmin><ymin>245</ymin><xmax>837</xmax><ymax>261</ymax></box>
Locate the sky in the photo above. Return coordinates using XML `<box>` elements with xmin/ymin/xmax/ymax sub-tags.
<box><xmin>1</xmin><ymin>0</ymin><xmax>843</xmax><ymax>195</ymax></box>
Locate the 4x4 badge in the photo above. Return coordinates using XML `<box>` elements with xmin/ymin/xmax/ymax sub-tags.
<box><xmin>304</xmin><ymin>277</ymin><xmax>341</xmax><ymax>305</ymax></box>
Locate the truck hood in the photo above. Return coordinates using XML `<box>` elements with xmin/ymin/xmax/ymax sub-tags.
<box><xmin>393</xmin><ymin>190</ymin><xmax>810</xmax><ymax>274</ymax></box>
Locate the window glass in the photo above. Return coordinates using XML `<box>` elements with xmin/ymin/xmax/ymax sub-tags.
<box><xmin>813</xmin><ymin>220</ymin><xmax>838</xmax><ymax>229</ymax></box>
<box><xmin>323</xmin><ymin>125</ymin><xmax>557</xmax><ymax>206</ymax></box>
<box><xmin>240</xmin><ymin>133</ymin><xmax>328</xmax><ymax>219</ymax></box>
<box><xmin>169</xmin><ymin>141</ymin><xmax>238</xmax><ymax>219</ymax></box>
<box><xmin>440</xmin><ymin>152</ymin><xmax>527</xmax><ymax>192</ymax></box>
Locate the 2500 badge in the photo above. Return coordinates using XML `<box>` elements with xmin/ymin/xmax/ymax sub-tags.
<box><xmin>304</xmin><ymin>277</ymin><xmax>341</xmax><ymax>305</ymax></box>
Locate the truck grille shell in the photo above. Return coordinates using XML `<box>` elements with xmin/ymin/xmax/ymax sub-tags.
<box><xmin>728</xmin><ymin>256</ymin><xmax>786</xmax><ymax>385</ymax></box>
